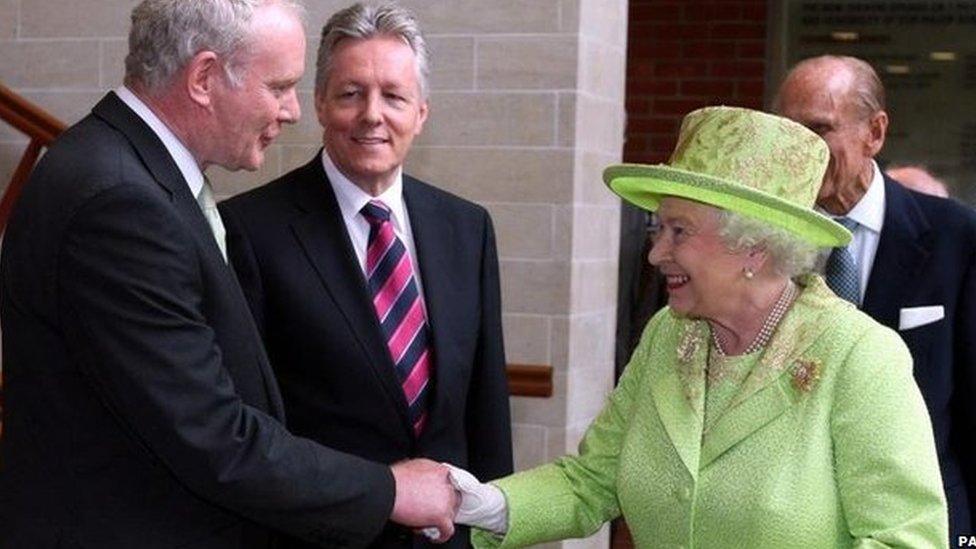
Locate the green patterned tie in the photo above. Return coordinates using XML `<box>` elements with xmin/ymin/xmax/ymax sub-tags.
<box><xmin>825</xmin><ymin>217</ymin><xmax>859</xmax><ymax>304</ymax></box>
<box><xmin>197</xmin><ymin>178</ymin><xmax>227</xmax><ymax>262</ymax></box>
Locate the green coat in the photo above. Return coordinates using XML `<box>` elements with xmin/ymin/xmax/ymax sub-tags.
<box><xmin>475</xmin><ymin>275</ymin><xmax>947</xmax><ymax>548</ymax></box>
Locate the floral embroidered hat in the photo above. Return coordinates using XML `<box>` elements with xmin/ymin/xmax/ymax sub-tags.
<box><xmin>604</xmin><ymin>106</ymin><xmax>851</xmax><ymax>247</ymax></box>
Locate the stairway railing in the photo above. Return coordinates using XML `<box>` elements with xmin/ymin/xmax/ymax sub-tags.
<box><xmin>0</xmin><ymin>80</ymin><xmax>67</xmax><ymax>231</ymax></box>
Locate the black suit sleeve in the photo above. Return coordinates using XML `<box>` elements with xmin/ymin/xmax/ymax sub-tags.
<box><xmin>465</xmin><ymin>211</ymin><xmax>514</xmax><ymax>481</ymax></box>
<box><xmin>58</xmin><ymin>184</ymin><xmax>394</xmax><ymax>546</ymax></box>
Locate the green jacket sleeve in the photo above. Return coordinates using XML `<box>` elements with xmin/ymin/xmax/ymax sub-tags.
<box><xmin>832</xmin><ymin>325</ymin><xmax>948</xmax><ymax>548</ymax></box>
<box><xmin>472</xmin><ymin>315</ymin><xmax>662</xmax><ymax>548</ymax></box>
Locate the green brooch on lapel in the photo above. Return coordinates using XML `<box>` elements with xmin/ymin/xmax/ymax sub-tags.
<box><xmin>791</xmin><ymin>359</ymin><xmax>822</xmax><ymax>393</ymax></box>
<box><xmin>674</xmin><ymin>319</ymin><xmax>707</xmax><ymax>410</ymax></box>
<box><xmin>676</xmin><ymin>321</ymin><xmax>703</xmax><ymax>365</ymax></box>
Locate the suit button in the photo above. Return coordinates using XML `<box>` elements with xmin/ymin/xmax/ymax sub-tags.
<box><xmin>674</xmin><ymin>486</ymin><xmax>691</xmax><ymax>501</ymax></box>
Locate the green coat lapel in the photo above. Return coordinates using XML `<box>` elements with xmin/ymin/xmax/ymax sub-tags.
<box><xmin>700</xmin><ymin>275</ymin><xmax>836</xmax><ymax>468</ymax></box>
<box><xmin>701</xmin><ymin>369</ymin><xmax>798</xmax><ymax>466</ymax></box>
<box><xmin>648</xmin><ymin>318</ymin><xmax>707</xmax><ymax>479</ymax></box>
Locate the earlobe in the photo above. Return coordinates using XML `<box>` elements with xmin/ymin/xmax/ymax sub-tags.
<box><xmin>314</xmin><ymin>90</ymin><xmax>329</xmax><ymax>127</ymax></box>
<box><xmin>746</xmin><ymin>245</ymin><xmax>769</xmax><ymax>273</ymax></box>
<box><xmin>186</xmin><ymin>51</ymin><xmax>220</xmax><ymax>109</ymax></box>
<box><xmin>415</xmin><ymin>101</ymin><xmax>429</xmax><ymax>134</ymax></box>
<box><xmin>866</xmin><ymin>111</ymin><xmax>889</xmax><ymax>156</ymax></box>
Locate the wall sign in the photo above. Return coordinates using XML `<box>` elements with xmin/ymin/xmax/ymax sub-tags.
<box><xmin>775</xmin><ymin>1</ymin><xmax>976</xmax><ymax>202</ymax></box>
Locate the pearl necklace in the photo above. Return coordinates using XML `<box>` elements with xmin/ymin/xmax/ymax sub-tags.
<box><xmin>711</xmin><ymin>280</ymin><xmax>798</xmax><ymax>357</ymax></box>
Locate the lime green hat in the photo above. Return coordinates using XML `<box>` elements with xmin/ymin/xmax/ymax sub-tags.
<box><xmin>604</xmin><ymin>106</ymin><xmax>851</xmax><ymax>247</ymax></box>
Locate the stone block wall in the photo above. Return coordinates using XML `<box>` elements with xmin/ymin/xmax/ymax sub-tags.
<box><xmin>0</xmin><ymin>2</ymin><xmax>628</xmax><ymax>547</ymax></box>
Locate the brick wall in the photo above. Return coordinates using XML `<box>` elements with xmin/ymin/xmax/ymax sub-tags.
<box><xmin>624</xmin><ymin>1</ymin><xmax>769</xmax><ymax>164</ymax></box>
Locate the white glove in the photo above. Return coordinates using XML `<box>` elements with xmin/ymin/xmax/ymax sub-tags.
<box><xmin>419</xmin><ymin>464</ymin><xmax>509</xmax><ymax>541</ymax></box>
<box><xmin>446</xmin><ymin>464</ymin><xmax>508</xmax><ymax>534</ymax></box>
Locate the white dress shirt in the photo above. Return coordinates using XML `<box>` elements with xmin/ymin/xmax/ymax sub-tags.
<box><xmin>320</xmin><ymin>149</ymin><xmax>426</xmax><ymax>301</ymax></box>
<box><xmin>826</xmin><ymin>160</ymin><xmax>886</xmax><ymax>305</ymax></box>
<box><xmin>114</xmin><ymin>86</ymin><xmax>205</xmax><ymax>199</ymax></box>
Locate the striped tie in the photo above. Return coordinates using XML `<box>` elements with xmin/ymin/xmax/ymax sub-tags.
<box><xmin>361</xmin><ymin>200</ymin><xmax>431</xmax><ymax>436</ymax></box>
<box><xmin>826</xmin><ymin>217</ymin><xmax>860</xmax><ymax>305</ymax></box>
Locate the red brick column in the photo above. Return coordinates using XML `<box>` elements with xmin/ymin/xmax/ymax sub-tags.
<box><xmin>624</xmin><ymin>1</ymin><xmax>769</xmax><ymax>164</ymax></box>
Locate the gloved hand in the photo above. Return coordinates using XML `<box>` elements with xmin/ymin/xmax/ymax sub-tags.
<box><xmin>446</xmin><ymin>464</ymin><xmax>508</xmax><ymax>534</ymax></box>
<box><xmin>419</xmin><ymin>463</ymin><xmax>509</xmax><ymax>541</ymax></box>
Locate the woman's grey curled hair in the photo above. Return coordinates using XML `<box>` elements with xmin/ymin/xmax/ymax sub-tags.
<box><xmin>315</xmin><ymin>2</ymin><xmax>430</xmax><ymax>98</ymax></box>
<box><xmin>124</xmin><ymin>0</ymin><xmax>303</xmax><ymax>93</ymax></box>
<box><xmin>716</xmin><ymin>210</ymin><xmax>820</xmax><ymax>278</ymax></box>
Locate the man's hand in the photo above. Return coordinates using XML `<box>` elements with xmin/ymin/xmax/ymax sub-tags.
<box><xmin>390</xmin><ymin>459</ymin><xmax>458</xmax><ymax>543</ymax></box>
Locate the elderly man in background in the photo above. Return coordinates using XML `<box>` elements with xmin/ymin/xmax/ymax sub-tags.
<box><xmin>220</xmin><ymin>3</ymin><xmax>513</xmax><ymax>547</ymax></box>
<box><xmin>0</xmin><ymin>1</ymin><xmax>457</xmax><ymax>547</ymax></box>
<box><xmin>775</xmin><ymin>54</ymin><xmax>976</xmax><ymax>542</ymax></box>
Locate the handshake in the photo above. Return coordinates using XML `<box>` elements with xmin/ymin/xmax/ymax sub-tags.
<box><xmin>390</xmin><ymin>459</ymin><xmax>507</xmax><ymax>543</ymax></box>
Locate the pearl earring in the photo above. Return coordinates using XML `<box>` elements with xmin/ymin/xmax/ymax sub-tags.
<box><xmin>743</xmin><ymin>268</ymin><xmax>755</xmax><ymax>279</ymax></box>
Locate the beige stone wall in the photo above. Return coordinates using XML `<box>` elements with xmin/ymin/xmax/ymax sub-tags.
<box><xmin>0</xmin><ymin>2</ymin><xmax>627</xmax><ymax>546</ymax></box>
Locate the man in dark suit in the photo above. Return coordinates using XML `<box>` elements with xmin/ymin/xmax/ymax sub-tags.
<box><xmin>776</xmin><ymin>54</ymin><xmax>976</xmax><ymax>541</ymax></box>
<box><xmin>0</xmin><ymin>1</ymin><xmax>458</xmax><ymax>547</ymax></box>
<box><xmin>220</xmin><ymin>4</ymin><xmax>513</xmax><ymax>547</ymax></box>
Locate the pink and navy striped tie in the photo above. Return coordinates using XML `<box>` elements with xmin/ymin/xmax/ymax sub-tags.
<box><xmin>361</xmin><ymin>200</ymin><xmax>431</xmax><ymax>436</ymax></box>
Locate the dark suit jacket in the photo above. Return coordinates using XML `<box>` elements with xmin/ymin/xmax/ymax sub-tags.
<box><xmin>862</xmin><ymin>175</ymin><xmax>976</xmax><ymax>539</ymax></box>
<box><xmin>0</xmin><ymin>93</ymin><xmax>395</xmax><ymax>549</ymax></box>
<box><xmin>219</xmin><ymin>156</ymin><xmax>514</xmax><ymax>548</ymax></box>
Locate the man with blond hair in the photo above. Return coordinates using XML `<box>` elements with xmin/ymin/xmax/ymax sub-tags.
<box><xmin>220</xmin><ymin>3</ymin><xmax>513</xmax><ymax>546</ymax></box>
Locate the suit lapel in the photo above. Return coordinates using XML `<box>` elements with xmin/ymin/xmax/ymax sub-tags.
<box><xmin>699</xmin><ymin>275</ymin><xmax>833</xmax><ymax>467</ymax></box>
<box><xmin>402</xmin><ymin>179</ymin><xmax>463</xmax><ymax>431</ymax></box>
<box><xmin>224</xmin><ymin>260</ymin><xmax>287</xmax><ymax>419</ymax></box>
<box><xmin>92</xmin><ymin>93</ymin><xmax>230</xmax><ymax>268</ymax></box>
<box><xmin>862</xmin><ymin>177</ymin><xmax>931</xmax><ymax>329</ymax></box>
<box><xmin>288</xmin><ymin>160</ymin><xmax>413</xmax><ymax>434</ymax></box>
<box><xmin>92</xmin><ymin>92</ymin><xmax>285</xmax><ymax>417</ymax></box>
<box><xmin>92</xmin><ymin>92</ymin><xmax>181</xmax><ymax>195</ymax></box>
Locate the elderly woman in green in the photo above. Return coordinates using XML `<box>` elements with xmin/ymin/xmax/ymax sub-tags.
<box><xmin>449</xmin><ymin>107</ymin><xmax>947</xmax><ymax>548</ymax></box>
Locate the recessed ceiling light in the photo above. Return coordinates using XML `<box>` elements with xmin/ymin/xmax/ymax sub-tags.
<box><xmin>831</xmin><ymin>31</ymin><xmax>859</xmax><ymax>41</ymax></box>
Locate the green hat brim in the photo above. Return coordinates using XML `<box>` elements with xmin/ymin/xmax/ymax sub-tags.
<box><xmin>604</xmin><ymin>164</ymin><xmax>851</xmax><ymax>248</ymax></box>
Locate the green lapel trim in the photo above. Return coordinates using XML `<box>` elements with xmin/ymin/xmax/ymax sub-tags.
<box><xmin>700</xmin><ymin>369</ymin><xmax>798</xmax><ymax>466</ymax></box>
<box><xmin>648</xmin><ymin>316</ymin><xmax>706</xmax><ymax>479</ymax></box>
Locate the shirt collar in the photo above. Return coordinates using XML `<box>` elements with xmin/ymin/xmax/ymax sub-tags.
<box><xmin>843</xmin><ymin>160</ymin><xmax>885</xmax><ymax>234</ymax></box>
<box><xmin>114</xmin><ymin>85</ymin><xmax>206</xmax><ymax>199</ymax></box>
<box><xmin>320</xmin><ymin>148</ymin><xmax>406</xmax><ymax>230</ymax></box>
